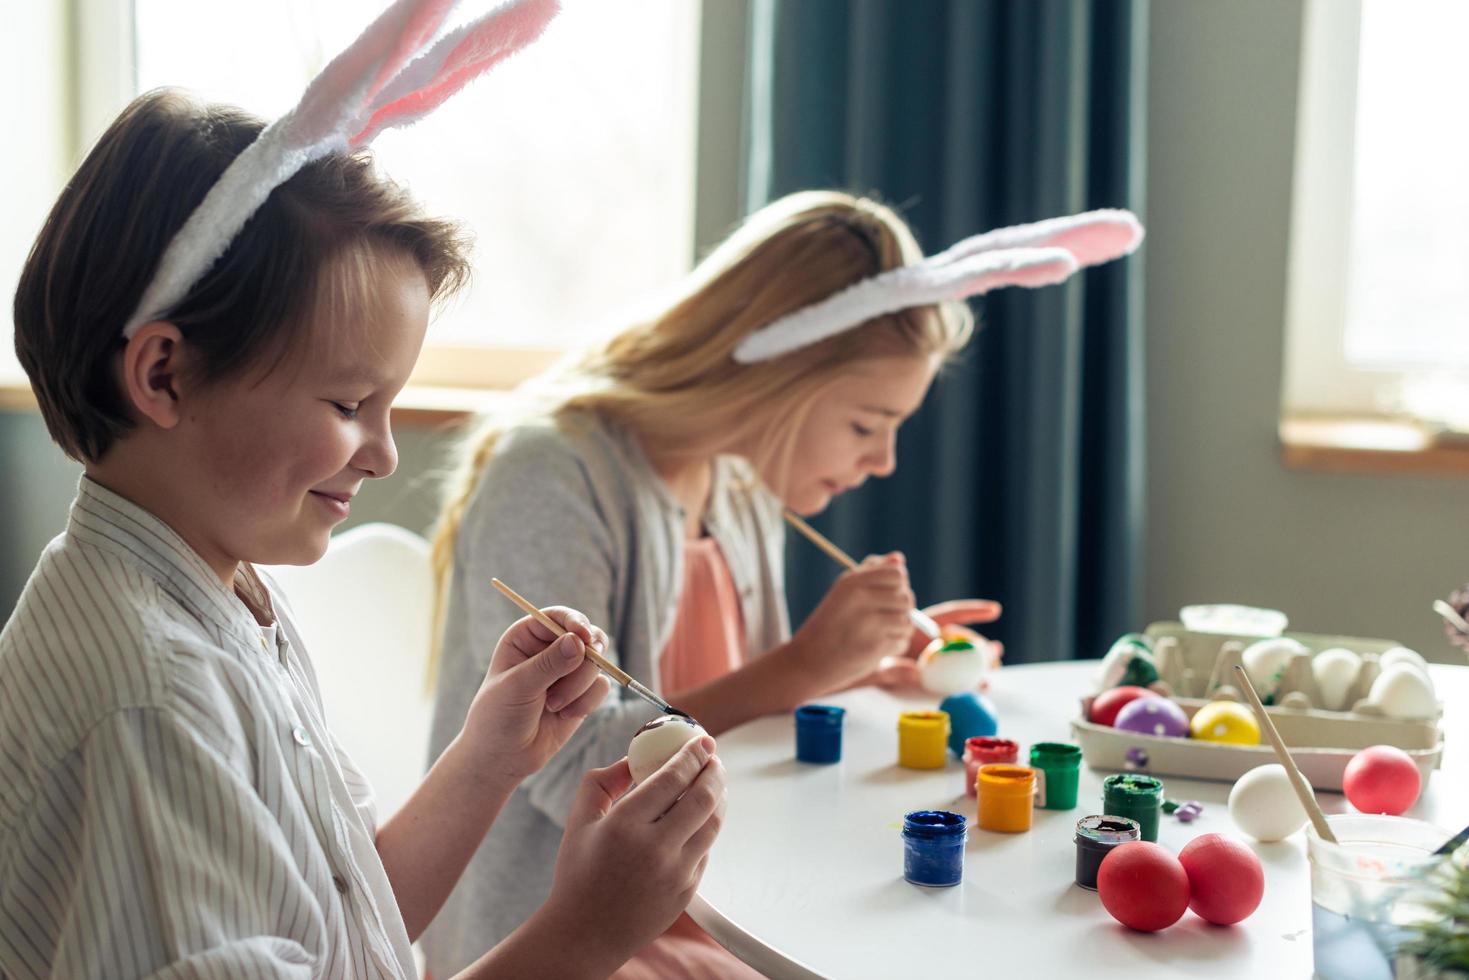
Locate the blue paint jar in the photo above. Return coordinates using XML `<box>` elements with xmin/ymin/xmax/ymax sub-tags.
<box><xmin>902</xmin><ymin>810</ymin><xmax>967</xmax><ymax>887</ymax></box>
<box><xmin>938</xmin><ymin>691</ymin><xmax>999</xmax><ymax>757</ymax></box>
<box><xmin>794</xmin><ymin>704</ymin><xmax>845</xmax><ymax>764</ymax></box>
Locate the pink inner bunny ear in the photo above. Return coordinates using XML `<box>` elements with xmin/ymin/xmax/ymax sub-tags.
<box><xmin>287</xmin><ymin>0</ymin><xmax>453</xmax><ymax>148</ymax></box>
<box><xmin>350</xmin><ymin>0</ymin><xmax>559</xmax><ymax>146</ymax></box>
<box><xmin>941</xmin><ymin>247</ymin><xmax>1080</xmax><ymax>298</ymax></box>
<box><xmin>364</xmin><ymin>0</ymin><xmax>461</xmax><ymax>104</ymax></box>
<box><xmin>1027</xmin><ymin>211</ymin><xmax>1144</xmax><ymax>267</ymax></box>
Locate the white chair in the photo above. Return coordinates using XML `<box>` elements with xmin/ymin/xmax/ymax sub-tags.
<box><xmin>264</xmin><ymin>522</ymin><xmax>436</xmax><ymax>820</ymax></box>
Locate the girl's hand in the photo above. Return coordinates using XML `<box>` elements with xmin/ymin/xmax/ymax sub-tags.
<box><xmin>791</xmin><ymin>553</ymin><xmax>916</xmax><ymax>693</ymax></box>
<box><xmin>904</xmin><ymin>599</ymin><xmax>1004</xmax><ymax>660</ymax></box>
<box><xmin>461</xmin><ymin>607</ymin><xmax>612</xmax><ymax>782</ymax></box>
<box><xmin>543</xmin><ymin>738</ymin><xmax>726</xmax><ymax>967</ymax></box>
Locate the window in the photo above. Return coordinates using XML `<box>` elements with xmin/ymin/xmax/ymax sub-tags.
<box><xmin>4</xmin><ymin>0</ymin><xmax>704</xmax><ymax>395</ymax></box>
<box><xmin>1283</xmin><ymin>0</ymin><xmax>1469</xmax><ymax>431</ymax></box>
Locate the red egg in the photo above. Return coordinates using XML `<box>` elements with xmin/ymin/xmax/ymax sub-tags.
<box><xmin>1178</xmin><ymin>833</ymin><xmax>1264</xmax><ymax>925</ymax></box>
<box><xmin>1097</xmin><ymin>841</ymin><xmax>1190</xmax><ymax>932</ymax></box>
<box><xmin>1089</xmin><ymin>686</ymin><xmax>1155</xmax><ymax>727</ymax></box>
<box><xmin>1343</xmin><ymin>745</ymin><xmax>1422</xmax><ymax>815</ymax></box>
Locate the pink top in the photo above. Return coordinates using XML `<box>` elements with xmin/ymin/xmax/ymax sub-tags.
<box><xmin>614</xmin><ymin>537</ymin><xmax>760</xmax><ymax>980</ymax></box>
<box><xmin>657</xmin><ymin>536</ymin><xmax>747</xmax><ymax>699</ymax></box>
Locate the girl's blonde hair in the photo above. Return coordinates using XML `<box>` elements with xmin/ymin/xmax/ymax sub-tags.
<box><xmin>427</xmin><ymin>190</ymin><xmax>974</xmax><ymax>680</ymax></box>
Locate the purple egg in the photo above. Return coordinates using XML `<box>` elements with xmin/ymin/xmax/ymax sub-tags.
<box><xmin>1114</xmin><ymin>696</ymin><xmax>1190</xmax><ymax>738</ymax></box>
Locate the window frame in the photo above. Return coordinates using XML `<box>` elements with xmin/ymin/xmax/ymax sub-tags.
<box><xmin>1282</xmin><ymin>0</ymin><xmax>1468</xmax><ymax>420</ymax></box>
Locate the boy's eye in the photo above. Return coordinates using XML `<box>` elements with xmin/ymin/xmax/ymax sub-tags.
<box><xmin>851</xmin><ymin>422</ymin><xmax>875</xmax><ymax>437</ymax></box>
<box><xmin>331</xmin><ymin>402</ymin><xmax>360</xmax><ymax>420</ymax></box>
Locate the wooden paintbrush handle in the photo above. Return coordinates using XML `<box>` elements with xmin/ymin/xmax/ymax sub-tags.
<box><xmin>490</xmin><ymin>578</ymin><xmax>634</xmax><ymax>686</ymax></box>
<box><xmin>1233</xmin><ymin>664</ymin><xmax>1338</xmax><ymax>844</ymax></box>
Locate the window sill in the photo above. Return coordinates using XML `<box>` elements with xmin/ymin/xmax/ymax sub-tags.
<box><xmin>0</xmin><ymin>352</ymin><xmax>544</xmax><ymax>430</ymax></box>
<box><xmin>1280</xmin><ymin>414</ymin><xmax>1469</xmax><ymax>477</ymax></box>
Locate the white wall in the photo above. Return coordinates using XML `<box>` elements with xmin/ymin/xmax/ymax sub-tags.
<box><xmin>1143</xmin><ymin>0</ymin><xmax>1468</xmax><ymax>662</ymax></box>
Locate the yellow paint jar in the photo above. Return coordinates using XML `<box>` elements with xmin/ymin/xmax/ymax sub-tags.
<box><xmin>898</xmin><ymin>711</ymin><xmax>950</xmax><ymax>769</ymax></box>
<box><xmin>977</xmin><ymin>764</ymin><xmax>1037</xmax><ymax>833</ymax></box>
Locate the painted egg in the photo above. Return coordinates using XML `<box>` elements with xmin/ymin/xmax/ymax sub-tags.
<box><xmin>918</xmin><ymin>637</ymin><xmax>989</xmax><ymax>696</ymax></box>
<box><xmin>1379</xmin><ymin>647</ymin><xmax>1430</xmax><ymax>678</ymax></box>
<box><xmin>1089</xmin><ymin>685</ymin><xmax>1156</xmax><ymax>727</ymax></box>
<box><xmin>1178</xmin><ymin>834</ymin><xmax>1265</xmax><ymax>925</ymax></box>
<box><xmin>1228</xmin><ymin>764</ymin><xmax>1307</xmax><ymax>842</ymax></box>
<box><xmin>627</xmin><ymin>714</ymin><xmax>708</xmax><ymax>783</ymax></box>
<box><xmin>1241</xmin><ymin>638</ymin><xmax>1309</xmax><ymax>699</ymax></box>
<box><xmin>1114</xmin><ymin>696</ymin><xmax>1190</xmax><ymax>738</ymax></box>
<box><xmin>1343</xmin><ymin>745</ymin><xmax>1422</xmax><ymax>815</ymax></box>
<box><xmin>1189</xmin><ymin>700</ymin><xmax>1261</xmax><ymax>745</ymax></box>
<box><xmin>1097</xmin><ymin>842</ymin><xmax>1190</xmax><ymax>932</ymax></box>
<box><xmin>938</xmin><ymin>691</ymin><xmax>999</xmax><ymax>756</ymax></box>
<box><xmin>1311</xmin><ymin>647</ymin><xmax>1362</xmax><ymax>711</ymax></box>
<box><xmin>1097</xmin><ymin>634</ymin><xmax>1159</xmax><ymax>689</ymax></box>
<box><xmin>1367</xmin><ymin>664</ymin><xmax>1437</xmax><ymax>720</ymax></box>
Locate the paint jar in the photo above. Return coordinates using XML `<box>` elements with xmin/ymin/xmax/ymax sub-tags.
<box><xmin>962</xmin><ymin>737</ymin><xmax>1019</xmax><ymax>798</ymax></box>
<box><xmin>976</xmin><ymin>764</ymin><xmax>1036</xmax><ymax>833</ymax></box>
<box><xmin>1073</xmin><ymin>815</ymin><xmax>1142</xmax><ymax>889</ymax></box>
<box><xmin>898</xmin><ymin>711</ymin><xmax>950</xmax><ymax>769</ymax></box>
<box><xmin>1030</xmin><ymin>742</ymin><xmax>1082</xmax><ymax>810</ymax></box>
<box><xmin>902</xmin><ymin>809</ymin><xmax>967</xmax><ymax>887</ymax></box>
<box><xmin>793</xmin><ymin>704</ymin><xmax>845</xmax><ymax>764</ymax></box>
<box><xmin>1101</xmin><ymin>773</ymin><xmax>1165</xmax><ymax>842</ymax></box>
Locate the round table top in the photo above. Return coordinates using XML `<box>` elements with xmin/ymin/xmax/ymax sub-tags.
<box><xmin>689</xmin><ymin>660</ymin><xmax>1469</xmax><ymax>980</ymax></box>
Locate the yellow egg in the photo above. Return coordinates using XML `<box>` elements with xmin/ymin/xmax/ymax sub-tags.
<box><xmin>1189</xmin><ymin>701</ymin><xmax>1261</xmax><ymax>745</ymax></box>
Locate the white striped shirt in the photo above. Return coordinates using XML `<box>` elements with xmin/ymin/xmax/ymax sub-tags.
<box><xmin>0</xmin><ymin>477</ymin><xmax>417</xmax><ymax>978</ymax></box>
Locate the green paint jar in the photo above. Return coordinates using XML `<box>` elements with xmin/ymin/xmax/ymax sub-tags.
<box><xmin>1029</xmin><ymin>742</ymin><xmax>1082</xmax><ymax>810</ymax></box>
<box><xmin>1101</xmin><ymin>773</ymin><xmax>1165</xmax><ymax>842</ymax></box>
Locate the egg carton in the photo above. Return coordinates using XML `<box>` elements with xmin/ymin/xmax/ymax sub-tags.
<box><xmin>1071</xmin><ymin>623</ymin><xmax>1444</xmax><ymax>791</ymax></box>
<box><xmin>1140</xmin><ymin>622</ymin><xmax>1441</xmax><ymax>718</ymax></box>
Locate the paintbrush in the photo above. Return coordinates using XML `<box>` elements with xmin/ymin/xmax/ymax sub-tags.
<box><xmin>782</xmin><ymin>509</ymin><xmax>943</xmax><ymax>641</ymax></box>
<box><xmin>1233</xmin><ymin>664</ymin><xmax>1338</xmax><ymax>844</ymax></box>
<box><xmin>490</xmin><ymin>578</ymin><xmax>692</xmax><ymax>720</ymax></box>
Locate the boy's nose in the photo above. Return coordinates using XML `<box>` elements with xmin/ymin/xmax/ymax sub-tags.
<box><xmin>354</xmin><ymin>426</ymin><xmax>398</xmax><ymax>479</ymax></box>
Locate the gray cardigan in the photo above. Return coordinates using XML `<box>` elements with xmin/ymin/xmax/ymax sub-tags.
<box><xmin>422</xmin><ymin>410</ymin><xmax>790</xmax><ymax>974</ymax></box>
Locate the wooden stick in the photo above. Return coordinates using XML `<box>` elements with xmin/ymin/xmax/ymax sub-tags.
<box><xmin>782</xmin><ymin>510</ymin><xmax>943</xmax><ymax>640</ymax></box>
<box><xmin>1233</xmin><ymin>664</ymin><xmax>1338</xmax><ymax>843</ymax></box>
<box><xmin>490</xmin><ymin>578</ymin><xmax>680</xmax><ymax>716</ymax></box>
<box><xmin>1433</xmin><ymin>599</ymin><xmax>1469</xmax><ymax>636</ymax></box>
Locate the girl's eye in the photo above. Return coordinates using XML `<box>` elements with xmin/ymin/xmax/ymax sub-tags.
<box><xmin>331</xmin><ymin>402</ymin><xmax>360</xmax><ymax>420</ymax></box>
<box><xmin>852</xmin><ymin>422</ymin><xmax>875</xmax><ymax>438</ymax></box>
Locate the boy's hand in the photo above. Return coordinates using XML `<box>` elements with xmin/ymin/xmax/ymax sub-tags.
<box><xmin>463</xmin><ymin>607</ymin><xmax>612</xmax><ymax>782</ymax></box>
<box><xmin>542</xmin><ymin>737</ymin><xmax>726</xmax><ymax>969</ymax></box>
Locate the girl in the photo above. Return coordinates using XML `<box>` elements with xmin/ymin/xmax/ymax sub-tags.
<box><xmin>424</xmin><ymin>190</ymin><xmax>1138</xmax><ymax>975</ymax></box>
<box><xmin>1</xmin><ymin>3</ymin><xmax>725</xmax><ymax>977</ymax></box>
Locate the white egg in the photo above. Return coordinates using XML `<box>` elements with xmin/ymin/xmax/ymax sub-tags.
<box><xmin>1368</xmin><ymin>664</ymin><xmax>1438</xmax><ymax>720</ymax></box>
<box><xmin>1379</xmin><ymin>647</ymin><xmax>1430</xmax><ymax>677</ymax></box>
<box><xmin>1242</xmin><ymin>638</ymin><xmax>1309</xmax><ymax>696</ymax></box>
<box><xmin>1228</xmin><ymin>764</ymin><xmax>1308</xmax><ymax>842</ymax></box>
<box><xmin>1311</xmin><ymin>647</ymin><xmax>1362</xmax><ymax>711</ymax></box>
<box><xmin>919</xmin><ymin>639</ymin><xmax>990</xmax><ymax>696</ymax></box>
<box><xmin>627</xmin><ymin>715</ymin><xmax>708</xmax><ymax>783</ymax></box>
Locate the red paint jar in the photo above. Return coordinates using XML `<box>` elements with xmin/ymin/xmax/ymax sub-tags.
<box><xmin>962</xmin><ymin>737</ymin><xmax>1020</xmax><ymax>798</ymax></box>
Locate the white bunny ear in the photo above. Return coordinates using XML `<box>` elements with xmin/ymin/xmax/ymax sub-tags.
<box><xmin>730</xmin><ymin>207</ymin><xmax>1145</xmax><ymax>364</ymax></box>
<box><xmin>732</xmin><ymin>247</ymin><xmax>1078</xmax><ymax>364</ymax></box>
<box><xmin>933</xmin><ymin>208</ymin><xmax>1144</xmax><ymax>269</ymax></box>
<box><xmin>122</xmin><ymin>0</ymin><xmax>558</xmax><ymax>339</ymax></box>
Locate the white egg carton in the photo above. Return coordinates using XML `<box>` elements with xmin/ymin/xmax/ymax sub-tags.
<box><xmin>1070</xmin><ymin>622</ymin><xmax>1445</xmax><ymax>791</ymax></box>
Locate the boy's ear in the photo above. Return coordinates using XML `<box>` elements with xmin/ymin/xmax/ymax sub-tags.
<box><xmin>120</xmin><ymin>321</ymin><xmax>189</xmax><ymax>429</ymax></box>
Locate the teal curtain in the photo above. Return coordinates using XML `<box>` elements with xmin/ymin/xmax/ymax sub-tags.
<box><xmin>748</xmin><ymin>0</ymin><xmax>1148</xmax><ymax>663</ymax></box>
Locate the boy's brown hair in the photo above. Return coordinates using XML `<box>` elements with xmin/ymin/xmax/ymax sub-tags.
<box><xmin>13</xmin><ymin>88</ymin><xmax>472</xmax><ymax>463</ymax></box>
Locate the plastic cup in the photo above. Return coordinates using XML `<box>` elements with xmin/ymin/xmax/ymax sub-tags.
<box><xmin>1307</xmin><ymin>814</ymin><xmax>1449</xmax><ymax>980</ymax></box>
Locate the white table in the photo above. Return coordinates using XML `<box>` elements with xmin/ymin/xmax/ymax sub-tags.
<box><xmin>689</xmin><ymin>661</ymin><xmax>1468</xmax><ymax>980</ymax></box>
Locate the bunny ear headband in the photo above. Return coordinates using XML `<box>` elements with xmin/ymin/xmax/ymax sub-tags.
<box><xmin>731</xmin><ymin>208</ymin><xmax>1145</xmax><ymax>363</ymax></box>
<box><xmin>121</xmin><ymin>0</ymin><xmax>559</xmax><ymax>339</ymax></box>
